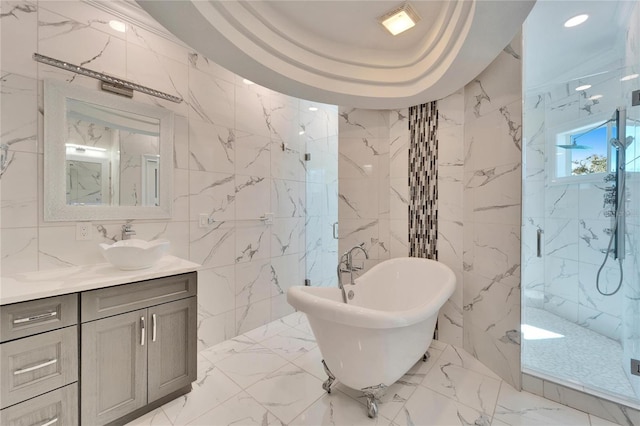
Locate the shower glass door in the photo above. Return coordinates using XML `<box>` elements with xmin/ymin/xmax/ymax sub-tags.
<box><xmin>303</xmin><ymin>102</ymin><xmax>339</xmax><ymax>287</ymax></box>
<box><xmin>522</xmin><ymin>0</ymin><xmax>640</xmax><ymax>407</ymax></box>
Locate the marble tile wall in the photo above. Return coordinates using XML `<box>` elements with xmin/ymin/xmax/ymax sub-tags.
<box><xmin>436</xmin><ymin>89</ymin><xmax>465</xmax><ymax>348</ymax></box>
<box><xmin>461</xmin><ymin>33</ymin><xmax>523</xmax><ymax>390</ymax></box>
<box><xmin>337</xmin><ymin>108</ymin><xmax>409</xmax><ymax>272</ymax></box>
<box><xmin>0</xmin><ymin>0</ymin><xmax>338</xmax><ymax>349</ymax></box>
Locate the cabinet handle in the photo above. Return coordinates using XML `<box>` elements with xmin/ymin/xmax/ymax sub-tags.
<box><xmin>13</xmin><ymin>311</ymin><xmax>57</xmax><ymax>324</ymax></box>
<box><xmin>140</xmin><ymin>316</ymin><xmax>145</xmax><ymax>346</ymax></box>
<box><xmin>13</xmin><ymin>359</ymin><xmax>57</xmax><ymax>375</ymax></box>
<box><xmin>152</xmin><ymin>314</ymin><xmax>157</xmax><ymax>342</ymax></box>
<box><xmin>332</xmin><ymin>222</ymin><xmax>339</xmax><ymax>239</ymax></box>
<box><xmin>36</xmin><ymin>417</ymin><xmax>58</xmax><ymax>426</ymax></box>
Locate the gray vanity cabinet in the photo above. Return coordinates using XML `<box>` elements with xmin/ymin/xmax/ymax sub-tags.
<box><xmin>80</xmin><ymin>309</ymin><xmax>148</xmax><ymax>425</ymax></box>
<box><xmin>0</xmin><ymin>293</ymin><xmax>79</xmax><ymax>425</ymax></box>
<box><xmin>80</xmin><ymin>272</ymin><xmax>197</xmax><ymax>425</ymax></box>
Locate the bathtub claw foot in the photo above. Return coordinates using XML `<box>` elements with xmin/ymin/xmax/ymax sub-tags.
<box><xmin>366</xmin><ymin>395</ymin><xmax>378</xmax><ymax>418</ymax></box>
<box><xmin>423</xmin><ymin>351</ymin><xmax>430</xmax><ymax>362</ymax></box>
<box><xmin>321</xmin><ymin>360</ymin><xmax>335</xmax><ymax>393</ymax></box>
<box><xmin>362</xmin><ymin>384</ymin><xmax>385</xmax><ymax>418</ymax></box>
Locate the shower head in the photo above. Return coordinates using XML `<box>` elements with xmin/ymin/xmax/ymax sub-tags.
<box><xmin>625</xmin><ymin>135</ymin><xmax>634</xmax><ymax>148</ymax></box>
<box><xmin>556</xmin><ymin>141</ymin><xmax>591</xmax><ymax>150</ymax></box>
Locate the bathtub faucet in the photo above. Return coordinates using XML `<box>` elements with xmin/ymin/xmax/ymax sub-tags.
<box><xmin>336</xmin><ymin>243</ymin><xmax>369</xmax><ymax>302</ymax></box>
<box><xmin>347</xmin><ymin>243</ymin><xmax>369</xmax><ymax>273</ymax></box>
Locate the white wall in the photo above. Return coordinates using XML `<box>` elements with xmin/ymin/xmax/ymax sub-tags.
<box><xmin>0</xmin><ymin>0</ymin><xmax>337</xmax><ymax>349</ymax></box>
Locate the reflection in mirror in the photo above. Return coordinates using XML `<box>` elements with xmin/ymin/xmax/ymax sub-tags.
<box><xmin>45</xmin><ymin>80</ymin><xmax>173</xmax><ymax>221</ymax></box>
<box><xmin>64</xmin><ymin>99</ymin><xmax>160</xmax><ymax>207</ymax></box>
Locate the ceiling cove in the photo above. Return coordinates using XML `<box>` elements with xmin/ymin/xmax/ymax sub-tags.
<box><xmin>138</xmin><ymin>0</ymin><xmax>535</xmax><ymax>109</ymax></box>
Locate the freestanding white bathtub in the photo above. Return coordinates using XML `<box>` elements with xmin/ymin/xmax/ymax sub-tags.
<box><xmin>287</xmin><ymin>257</ymin><xmax>456</xmax><ymax>417</ymax></box>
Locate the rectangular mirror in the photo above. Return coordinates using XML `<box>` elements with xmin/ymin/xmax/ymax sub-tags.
<box><xmin>44</xmin><ymin>80</ymin><xmax>173</xmax><ymax>221</ymax></box>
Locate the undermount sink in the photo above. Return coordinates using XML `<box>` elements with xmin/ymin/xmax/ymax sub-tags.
<box><xmin>99</xmin><ymin>239</ymin><xmax>170</xmax><ymax>270</ymax></box>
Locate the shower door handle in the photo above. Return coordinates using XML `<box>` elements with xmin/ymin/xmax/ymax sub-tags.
<box><xmin>536</xmin><ymin>228</ymin><xmax>543</xmax><ymax>258</ymax></box>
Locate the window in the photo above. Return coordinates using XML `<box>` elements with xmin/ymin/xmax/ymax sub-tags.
<box><xmin>554</xmin><ymin>119</ymin><xmax>614</xmax><ymax>179</ymax></box>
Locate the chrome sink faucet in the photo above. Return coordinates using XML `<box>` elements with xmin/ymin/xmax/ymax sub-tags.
<box><xmin>336</xmin><ymin>243</ymin><xmax>369</xmax><ymax>302</ymax></box>
<box><xmin>121</xmin><ymin>224</ymin><xmax>136</xmax><ymax>240</ymax></box>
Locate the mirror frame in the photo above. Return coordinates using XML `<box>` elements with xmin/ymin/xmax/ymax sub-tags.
<box><xmin>44</xmin><ymin>79</ymin><xmax>174</xmax><ymax>221</ymax></box>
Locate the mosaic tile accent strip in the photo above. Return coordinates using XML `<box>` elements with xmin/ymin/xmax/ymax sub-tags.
<box><xmin>409</xmin><ymin>102</ymin><xmax>438</xmax><ymax>259</ymax></box>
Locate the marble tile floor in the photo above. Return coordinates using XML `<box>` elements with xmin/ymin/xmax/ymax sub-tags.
<box><xmin>126</xmin><ymin>311</ymin><xmax>620</xmax><ymax>426</ymax></box>
<box><xmin>523</xmin><ymin>306</ymin><xmax>636</xmax><ymax>402</ymax></box>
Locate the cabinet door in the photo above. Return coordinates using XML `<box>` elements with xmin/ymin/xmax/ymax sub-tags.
<box><xmin>81</xmin><ymin>309</ymin><xmax>147</xmax><ymax>425</ymax></box>
<box><xmin>147</xmin><ymin>297</ymin><xmax>197</xmax><ymax>402</ymax></box>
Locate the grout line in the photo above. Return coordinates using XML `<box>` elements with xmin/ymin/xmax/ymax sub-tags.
<box><xmin>491</xmin><ymin>379</ymin><xmax>505</xmax><ymax>424</ymax></box>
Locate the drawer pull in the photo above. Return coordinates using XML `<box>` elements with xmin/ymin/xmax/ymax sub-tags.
<box><xmin>37</xmin><ymin>417</ymin><xmax>58</xmax><ymax>426</ymax></box>
<box><xmin>141</xmin><ymin>316</ymin><xmax>145</xmax><ymax>346</ymax></box>
<box><xmin>13</xmin><ymin>311</ymin><xmax>57</xmax><ymax>324</ymax></box>
<box><xmin>152</xmin><ymin>313</ymin><xmax>157</xmax><ymax>342</ymax></box>
<box><xmin>13</xmin><ymin>359</ymin><xmax>58</xmax><ymax>375</ymax></box>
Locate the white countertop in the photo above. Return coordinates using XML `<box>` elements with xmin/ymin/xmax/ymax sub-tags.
<box><xmin>0</xmin><ymin>255</ymin><xmax>200</xmax><ymax>305</ymax></box>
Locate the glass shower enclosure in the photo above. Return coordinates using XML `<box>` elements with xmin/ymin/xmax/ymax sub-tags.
<box><xmin>521</xmin><ymin>0</ymin><xmax>640</xmax><ymax>408</ymax></box>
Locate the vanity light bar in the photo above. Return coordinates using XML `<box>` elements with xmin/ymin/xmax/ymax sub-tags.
<box><xmin>33</xmin><ymin>53</ymin><xmax>183</xmax><ymax>104</ymax></box>
<box><xmin>65</xmin><ymin>143</ymin><xmax>107</xmax><ymax>152</ymax></box>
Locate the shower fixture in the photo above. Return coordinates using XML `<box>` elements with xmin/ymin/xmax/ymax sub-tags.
<box><xmin>596</xmin><ymin>107</ymin><xmax>634</xmax><ymax>296</ymax></box>
<box><xmin>556</xmin><ymin>140</ymin><xmax>591</xmax><ymax>150</ymax></box>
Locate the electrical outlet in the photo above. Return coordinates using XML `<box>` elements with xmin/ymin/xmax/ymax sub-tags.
<box><xmin>263</xmin><ymin>212</ymin><xmax>274</xmax><ymax>225</ymax></box>
<box><xmin>76</xmin><ymin>222</ymin><xmax>92</xmax><ymax>240</ymax></box>
<box><xmin>632</xmin><ymin>359</ymin><xmax>640</xmax><ymax>376</ymax></box>
<box><xmin>198</xmin><ymin>213</ymin><xmax>215</xmax><ymax>228</ymax></box>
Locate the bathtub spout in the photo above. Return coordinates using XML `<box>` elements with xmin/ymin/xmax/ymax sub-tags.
<box><xmin>347</xmin><ymin>243</ymin><xmax>369</xmax><ymax>274</ymax></box>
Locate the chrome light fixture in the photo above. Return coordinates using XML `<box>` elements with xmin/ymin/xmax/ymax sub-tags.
<box><xmin>378</xmin><ymin>3</ymin><xmax>421</xmax><ymax>36</ymax></box>
<box><xmin>33</xmin><ymin>53</ymin><xmax>182</xmax><ymax>103</ymax></box>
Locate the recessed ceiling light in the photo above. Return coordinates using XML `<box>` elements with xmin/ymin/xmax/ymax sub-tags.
<box><xmin>298</xmin><ymin>130</ymin><xmax>305</xmax><ymax>135</ymax></box>
<box><xmin>564</xmin><ymin>14</ymin><xmax>589</xmax><ymax>28</ymax></box>
<box><xmin>378</xmin><ymin>3</ymin><xmax>421</xmax><ymax>36</ymax></box>
<box><xmin>621</xmin><ymin>73</ymin><xmax>639</xmax><ymax>81</ymax></box>
<box><xmin>109</xmin><ymin>20</ymin><xmax>126</xmax><ymax>33</ymax></box>
<box><xmin>242</xmin><ymin>78</ymin><xmax>254</xmax><ymax>85</ymax></box>
<box><xmin>308</xmin><ymin>106</ymin><xmax>318</xmax><ymax>112</ymax></box>
<box><xmin>589</xmin><ymin>94</ymin><xmax>603</xmax><ymax>100</ymax></box>
<box><xmin>575</xmin><ymin>84</ymin><xmax>591</xmax><ymax>91</ymax></box>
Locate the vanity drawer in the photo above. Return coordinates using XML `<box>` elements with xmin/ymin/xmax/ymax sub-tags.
<box><xmin>81</xmin><ymin>272</ymin><xmax>197</xmax><ymax>322</ymax></box>
<box><xmin>0</xmin><ymin>326</ymin><xmax>78</xmax><ymax>409</ymax></box>
<box><xmin>1</xmin><ymin>294</ymin><xmax>78</xmax><ymax>343</ymax></box>
<box><xmin>0</xmin><ymin>383</ymin><xmax>77</xmax><ymax>426</ymax></box>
